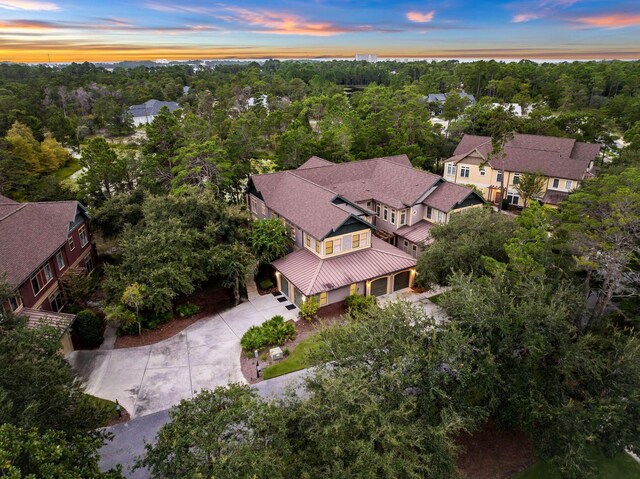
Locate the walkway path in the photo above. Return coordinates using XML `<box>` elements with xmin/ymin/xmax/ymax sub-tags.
<box><xmin>69</xmin><ymin>290</ymin><xmax>298</xmax><ymax>419</ymax></box>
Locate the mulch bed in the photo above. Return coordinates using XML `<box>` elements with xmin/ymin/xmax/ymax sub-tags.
<box><xmin>455</xmin><ymin>421</ymin><xmax>536</xmax><ymax>479</ymax></box>
<box><xmin>114</xmin><ymin>283</ymin><xmax>231</xmax><ymax>349</ymax></box>
<box><xmin>106</xmin><ymin>408</ymin><xmax>131</xmax><ymax>427</ymax></box>
<box><xmin>241</xmin><ymin>312</ymin><xmax>344</xmax><ymax>384</ymax></box>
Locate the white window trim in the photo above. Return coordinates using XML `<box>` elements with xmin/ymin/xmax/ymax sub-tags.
<box><xmin>79</xmin><ymin>226</ymin><xmax>89</xmax><ymax>247</ymax></box>
<box><xmin>56</xmin><ymin>252</ymin><xmax>65</xmax><ymax>270</ymax></box>
<box><xmin>460</xmin><ymin>166</ymin><xmax>470</xmax><ymax>178</ymax></box>
<box><xmin>479</xmin><ymin>167</ymin><xmax>486</xmax><ymax>176</ymax></box>
<box><xmin>552</xmin><ymin>178</ymin><xmax>560</xmax><ymax>189</ymax></box>
<box><xmin>68</xmin><ymin>237</ymin><xmax>75</xmax><ymax>251</ymax></box>
<box><xmin>565</xmin><ymin>180</ymin><xmax>573</xmax><ymax>189</ymax></box>
<box><xmin>383</xmin><ymin>206</ymin><xmax>388</xmax><ymax>221</ymax></box>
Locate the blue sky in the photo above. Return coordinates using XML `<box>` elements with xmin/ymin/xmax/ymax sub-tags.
<box><xmin>0</xmin><ymin>0</ymin><xmax>639</xmax><ymax>62</ymax></box>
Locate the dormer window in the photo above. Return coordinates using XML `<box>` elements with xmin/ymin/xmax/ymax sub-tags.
<box><xmin>552</xmin><ymin>178</ymin><xmax>560</xmax><ymax>188</ymax></box>
<box><xmin>513</xmin><ymin>173</ymin><xmax>520</xmax><ymax>185</ymax></box>
<box><xmin>400</xmin><ymin>210</ymin><xmax>407</xmax><ymax>226</ymax></box>
<box><xmin>446</xmin><ymin>164</ymin><xmax>456</xmax><ymax>176</ymax></box>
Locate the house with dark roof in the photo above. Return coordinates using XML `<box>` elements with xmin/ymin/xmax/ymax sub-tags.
<box><xmin>444</xmin><ymin>133</ymin><xmax>600</xmax><ymax>207</ymax></box>
<box><xmin>247</xmin><ymin>155</ymin><xmax>484</xmax><ymax>308</ymax></box>
<box><xmin>424</xmin><ymin>91</ymin><xmax>476</xmax><ymax>111</ymax></box>
<box><xmin>0</xmin><ymin>194</ymin><xmax>97</xmax><ymax>354</ymax></box>
<box><xmin>128</xmin><ymin>99</ymin><xmax>180</xmax><ymax>126</ymax></box>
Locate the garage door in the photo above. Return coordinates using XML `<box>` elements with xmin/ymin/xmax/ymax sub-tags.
<box><xmin>370</xmin><ymin>277</ymin><xmax>389</xmax><ymax>297</ymax></box>
<box><xmin>280</xmin><ymin>276</ymin><xmax>289</xmax><ymax>299</ymax></box>
<box><xmin>393</xmin><ymin>271</ymin><xmax>410</xmax><ymax>291</ymax></box>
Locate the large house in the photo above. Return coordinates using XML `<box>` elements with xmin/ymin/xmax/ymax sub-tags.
<box><xmin>444</xmin><ymin>133</ymin><xmax>600</xmax><ymax>207</ymax></box>
<box><xmin>247</xmin><ymin>155</ymin><xmax>484</xmax><ymax>308</ymax></box>
<box><xmin>128</xmin><ymin>99</ymin><xmax>180</xmax><ymax>126</ymax></box>
<box><xmin>0</xmin><ymin>195</ymin><xmax>97</xmax><ymax>353</ymax></box>
<box><xmin>425</xmin><ymin>91</ymin><xmax>477</xmax><ymax>110</ymax></box>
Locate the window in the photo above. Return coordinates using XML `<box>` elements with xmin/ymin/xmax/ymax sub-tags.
<box><xmin>290</xmin><ymin>224</ymin><xmax>296</xmax><ymax>240</ymax></box>
<box><xmin>376</xmin><ymin>204</ymin><xmax>380</xmax><ymax>217</ymax></box>
<box><xmin>552</xmin><ymin>178</ymin><xmax>560</xmax><ymax>188</ymax></box>
<box><xmin>325</xmin><ymin>240</ymin><xmax>334</xmax><ymax>255</ymax></box>
<box><xmin>383</xmin><ymin>206</ymin><xmax>388</xmax><ymax>221</ymax></box>
<box><xmin>360</xmin><ymin>231</ymin><xmax>368</xmax><ymax>247</ymax></box>
<box><xmin>352</xmin><ymin>234</ymin><xmax>360</xmax><ymax>248</ymax></box>
<box><xmin>350</xmin><ymin>283</ymin><xmax>357</xmax><ymax>295</ymax></box>
<box><xmin>403</xmin><ymin>240</ymin><xmax>409</xmax><ymax>253</ymax></box>
<box><xmin>366</xmin><ymin>201</ymin><xmax>372</xmax><ymax>208</ymax></box>
<box><xmin>251</xmin><ymin>198</ymin><xmax>257</xmax><ymax>213</ymax></box>
<box><xmin>513</xmin><ymin>173</ymin><xmax>520</xmax><ymax>185</ymax></box>
<box><xmin>305</xmin><ymin>234</ymin><xmax>311</xmax><ymax>248</ymax></box>
<box><xmin>496</xmin><ymin>171</ymin><xmax>503</xmax><ymax>183</ymax></box>
<box><xmin>56</xmin><ymin>252</ymin><xmax>65</xmax><ymax>270</ymax></box>
<box><xmin>261</xmin><ymin>203</ymin><xmax>266</xmax><ymax>215</ymax></box>
<box><xmin>9</xmin><ymin>295</ymin><xmax>22</xmax><ymax>312</ymax></box>
<box><xmin>315</xmin><ymin>240</ymin><xmax>321</xmax><ymax>254</ymax></box>
<box><xmin>446</xmin><ymin>163</ymin><xmax>456</xmax><ymax>176</ymax></box>
<box><xmin>400</xmin><ymin>210</ymin><xmax>407</xmax><ymax>226</ymax></box>
<box><xmin>479</xmin><ymin>167</ymin><xmax>486</xmax><ymax>176</ymax></box>
<box><xmin>333</xmin><ymin>238</ymin><xmax>341</xmax><ymax>253</ymax></box>
<box><xmin>437</xmin><ymin>210</ymin><xmax>446</xmax><ymax>223</ymax></box>
<box><xmin>84</xmin><ymin>255</ymin><xmax>95</xmax><ymax>273</ymax></box>
<box><xmin>49</xmin><ymin>290</ymin><xmax>64</xmax><ymax>312</ymax></box>
<box><xmin>79</xmin><ymin>226</ymin><xmax>89</xmax><ymax>247</ymax></box>
<box><xmin>506</xmin><ymin>193</ymin><xmax>520</xmax><ymax>205</ymax></box>
<box><xmin>31</xmin><ymin>276</ymin><xmax>41</xmax><ymax>295</ymax></box>
<box><xmin>460</xmin><ymin>166</ymin><xmax>470</xmax><ymax>178</ymax></box>
<box><xmin>319</xmin><ymin>291</ymin><xmax>328</xmax><ymax>306</ymax></box>
<box><xmin>411</xmin><ymin>244</ymin><xmax>418</xmax><ymax>258</ymax></box>
<box><xmin>390</xmin><ymin>209</ymin><xmax>396</xmax><ymax>224</ymax></box>
<box><xmin>43</xmin><ymin>264</ymin><xmax>52</xmax><ymax>282</ymax></box>
<box><xmin>68</xmin><ymin>237</ymin><xmax>75</xmax><ymax>251</ymax></box>
<box><xmin>565</xmin><ymin>180</ymin><xmax>573</xmax><ymax>189</ymax></box>
<box><xmin>426</xmin><ymin>206</ymin><xmax>433</xmax><ymax>219</ymax></box>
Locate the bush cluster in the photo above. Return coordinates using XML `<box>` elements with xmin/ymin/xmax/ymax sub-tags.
<box><xmin>176</xmin><ymin>303</ymin><xmax>200</xmax><ymax>318</ymax></box>
<box><xmin>259</xmin><ymin>279</ymin><xmax>274</xmax><ymax>290</ymax></box>
<box><xmin>344</xmin><ymin>294</ymin><xmax>377</xmax><ymax>317</ymax></box>
<box><xmin>241</xmin><ymin>315</ymin><xmax>295</xmax><ymax>352</ymax></box>
<box><xmin>299</xmin><ymin>297</ymin><xmax>319</xmax><ymax>321</ymax></box>
<box><xmin>74</xmin><ymin>309</ymin><xmax>103</xmax><ymax>348</ymax></box>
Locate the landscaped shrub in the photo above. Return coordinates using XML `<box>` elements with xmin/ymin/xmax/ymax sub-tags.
<box><xmin>240</xmin><ymin>315</ymin><xmax>295</xmax><ymax>352</ymax></box>
<box><xmin>345</xmin><ymin>294</ymin><xmax>377</xmax><ymax>317</ymax></box>
<box><xmin>299</xmin><ymin>297</ymin><xmax>319</xmax><ymax>321</ymax></box>
<box><xmin>259</xmin><ymin>279</ymin><xmax>274</xmax><ymax>290</ymax></box>
<box><xmin>74</xmin><ymin>309</ymin><xmax>103</xmax><ymax>348</ymax></box>
<box><xmin>176</xmin><ymin>303</ymin><xmax>200</xmax><ymax>318</ymax></box>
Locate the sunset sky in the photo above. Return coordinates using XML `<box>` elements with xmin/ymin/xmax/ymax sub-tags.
<box><xmin>0</xmin><ymin>0</ymin><xmax>639</xmax><ymax>62</ymax></box>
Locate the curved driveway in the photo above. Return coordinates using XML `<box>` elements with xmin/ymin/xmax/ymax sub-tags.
<box><xmin>68</xmin><ymin>294</ymin><xmax>298</xmax><ymax>418</ymax></box>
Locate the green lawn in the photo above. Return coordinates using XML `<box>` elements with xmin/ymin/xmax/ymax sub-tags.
<box><xmin>262</xmin><ymin>334</ymin><xmax>323</xmax><ymax>380</ymax></box>
<box><xmin>54</xmin><ymin>157</ymin><xmax>81</xmax><ymax>181</ymax></box>
<box><xmin>84</xmin><ymin>394</ymin><xmax>119</xmax><ymax>426</ymax></box>
<box><xmin>517</xmin><ymin>453</ymin><xmax>640</xmax><ymax>479</ymax></box>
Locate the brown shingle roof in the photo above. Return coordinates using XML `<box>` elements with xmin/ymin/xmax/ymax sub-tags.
<box><xmin>251</xmin><ymin>172</ymin><xmax>371</xmax><ymax>240</ymax></box>
<box><xmin>541</xmin><ymin>190</ymin><xmax>569</xmax><ymax>206</ymax></box>
<box><xmin>451</xmin><ymin>133</ymin><xmax>599</xmax><ymax>181</ymax></box>
<box><xmin>293</xmin><ymin>155</ymin><xmax>441</xmax><ymax>209</ymax></box>
<box><xmin>298</xmin><ymin>156</ymin><xmax>334</xmax><ymax>169</ymax></box>
<box><xmin>0</xmin><ymin>194</ymin><xmax>17</xmax><ymax>204</ymax></box>
<box><xmin>273</xmin><ymin>237</ymin><xmax>416</xmax><ymax>295</ymax></box>
<box><xmin>0</xmin><ymin>201</ymin><xmax>80</xmax><ymax>287</ymax></box>
<box><xmin>423</xmin><ymin>182</ymin><xmax>479</xmax><ymax>212</ymax></box>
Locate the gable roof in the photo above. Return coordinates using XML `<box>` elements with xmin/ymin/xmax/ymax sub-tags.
<box><xmin>0</xmin><ymin>194</ymin><xmax>17</xmax><ymax>204</ymax></box>
<box><xmin>250</xmin><ymin>172</ymin><xmax>372</xmax><ymax>240</ymax></box>
<box><xmin>451</xmin><ymin>133</ymin><xmax>599</xmax><ymax>180</ymax></box>
<box><xmin>423</xmin><ymin>181</ymin><xmax>483</xmax><ymax>212</ymax></box>
<box><xmin>297</xmin><ymin>156</ymin><xmax>335</xmax><ymax>169</ymax></box>
<box><xmin>0</xmin><ymin>201</ymin><xmax>83</xmax><ymax>287</ymax></box>
<box><xmin>128</xmin><ymin>99</ymin><xmax>179</xmax><ymax>118</ymax></box>
<box><xmin>293</xmin><ymin>155</ymin><xmax>441</xmax><ymax>210</ymax></box>
<box><xmin>273</xmin><ymin>236</ymin><xmax>416</xmax><ymax>295</ymax></box>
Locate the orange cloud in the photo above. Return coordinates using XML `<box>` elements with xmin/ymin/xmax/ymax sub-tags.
<box><xmin>573</xmin><ymin>13</ymin><xmax>640</xmax><ymax>28</ymax></box>
<box><xmin>0</xmin><ymin>0</ymin><xmax>59</xmax><ymax>10</ymax></box>
<box><xmin>219</xmin><ymin>6</ymin><xmax>372</xmax><ymax>35</ymax></box>
<box><xmin>406</xmin><ymin>11</ymin><xmax>435</xmax><ymax>23</ymax></box>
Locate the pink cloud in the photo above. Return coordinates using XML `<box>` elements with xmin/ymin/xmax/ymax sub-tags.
<box><xmin>406</xmin><ymin>10</ymin><xmax>435</xmax><ymax>23</ymax></box>
<box><xmin>512</xmin><ymin>13</ymin><xmax>540</xmax><ymax>23</ymax></box>
<box><xmin>0</xmin><ymin>0</ymin><xmax>59</xmax><ymax>10</ymax></box>
<box><xmin>573</xmin><ymin>13</ymin><xmax>640</xmax><ymax>28</ymax></box>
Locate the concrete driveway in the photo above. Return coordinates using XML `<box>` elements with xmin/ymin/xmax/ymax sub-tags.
<box><xmin>69</xmin><ymin>294</ymin><xmax>298</xmax><ymax>418</ymax></box>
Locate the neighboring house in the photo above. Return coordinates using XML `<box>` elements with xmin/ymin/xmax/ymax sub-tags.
<box><xmin>128</xmin><ymin>99</ymin><xmax>180</xmax><ymax>126</ymax></box>
<box><xmin>247</xmin><ymin>155</ymin><xmax>484</xmax><ymax>308</ymax></box>
<box><xmin>0</xmin><ymin>195</ymin><xmax>97</xmax><ymax>354</ymax></box>
<box><xmin>444</xmin><ymin>133</ymin><xmax>600</xmax><ymax>207</ymax></box>
<box><xmin>490</xmin><ymin>102</ymin><xmax>533</xmax><ymax>117</ymax></box>
<box><xmin>425</xmin><ymin>91</ymin><xmax>477</xmax><ymax>110</ymax></box>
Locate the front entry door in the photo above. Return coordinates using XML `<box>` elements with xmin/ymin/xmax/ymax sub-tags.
<box><xmin>280</xmin><ymin>276</ymin><xmax>290</xmax><ymax>299</ymax></box>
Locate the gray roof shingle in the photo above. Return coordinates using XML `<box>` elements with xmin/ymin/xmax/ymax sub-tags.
<box><xmin>128</xmin><ymin>99</ymin><xmax>179</xmax><ymax>118</ymax></box>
